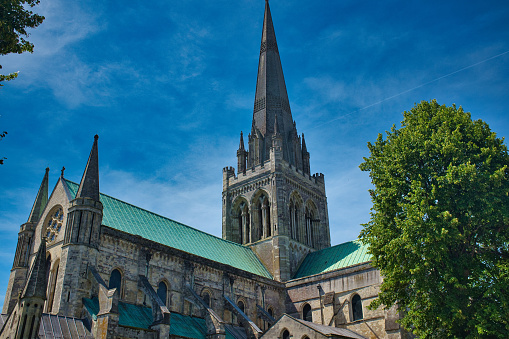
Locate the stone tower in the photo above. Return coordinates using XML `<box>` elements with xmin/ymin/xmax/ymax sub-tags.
<box><xmin>57</xmin><ymin>135</ymin><xmax>104</xmax><ymax>317</ymax></box>
<box><xmin>3</xmin><ymin>168</ymin><xmax>49</xmax><ymax>314</ymax></box>
<box><xmin>222</xmin><ymin>0</ymin><xmax>330</xmax><ymax>282</ymax></box>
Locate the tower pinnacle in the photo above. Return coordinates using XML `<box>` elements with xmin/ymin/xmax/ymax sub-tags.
<box><xmin>27</xmin><ymin>168</ymin><xmax>49</xmax><ymax>223</ymax></box>
<box><xmin>252</xmin><ymin>0</ymin><xmax>292</xmax><ymax>138</ymax></box>
<box><xmin>76</xmin><ymin>135</ymin><xmax>100</xmax><ymax>201</ymax></box>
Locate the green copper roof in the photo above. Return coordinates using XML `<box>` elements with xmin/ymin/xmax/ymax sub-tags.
<box><xmin>65</xmin><ymin>180</ymin><xmax>271</xmax><ymax>279</ymax></box>
<box><xmin>83</xmin><ymin>297</ymin><xmax>242</xmax><ymax>339</ymax></box>
<box><xmin>293</xmin><ymin>240</ymin><xmax>371</xmax><ymax>279</ymax></box>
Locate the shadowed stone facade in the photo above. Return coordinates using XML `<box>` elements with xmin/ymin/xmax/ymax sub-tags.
<box><xmin>1</xmin><ymin>2</ymin><xmax>412</xmax><ymax>339</ymax></box>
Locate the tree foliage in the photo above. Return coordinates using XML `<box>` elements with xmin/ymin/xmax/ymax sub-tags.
<box><xmin>0</xmin><ymin>0</ymin><xmax>45</xmax><ymax>85</ymax></box>
<box><xmin>360</xmin><ymin>100</ymin><xmax>509</xmax><ymax>338</ymax></box>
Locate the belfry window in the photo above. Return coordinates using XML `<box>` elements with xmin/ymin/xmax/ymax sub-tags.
<box><xmin>352</xmin><ymin>294</ymin><xmax>363</xmax><ymax>321</ymax></box>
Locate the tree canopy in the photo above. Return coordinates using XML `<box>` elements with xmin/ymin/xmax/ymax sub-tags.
<box><xmin>360</xmin><ymin>100</ymin><xmax>509</xmax><ymax>338</ymax></box>
<box><xmin>0</xmin><ymin>0</ymin><xmax>45</xmax><ymax>84</ymax></box>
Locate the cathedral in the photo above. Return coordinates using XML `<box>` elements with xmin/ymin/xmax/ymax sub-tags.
<box><xmin>0</xmin><ymin>1</ymin><xmax>409</xmax><ymax>338</ymax></box>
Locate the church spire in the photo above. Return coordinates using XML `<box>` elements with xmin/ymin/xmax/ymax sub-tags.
<box><xmin>27</xmin><ymin>168</ymin><xmax>49</xmax><ymax>223</ymax></box>
<box><xmin>76</xmin><ymin>135</ymin><xmax>100</xmax><ymax>201</ymax></box>
<box><xmin>21</xmin><ymin>238</ymin><xmax>47</xmax><ymax>299</ymax></box>
<box><xmin>252</xmin><ymin>0</ymin><xmax>292</xmax><ymax>138</ymax></box>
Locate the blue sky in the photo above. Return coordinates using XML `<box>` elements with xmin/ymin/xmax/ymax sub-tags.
<box><xmin>1</xmin><ymin>0</ymin><xmax>508</xmax><ymax>304</ymax></box>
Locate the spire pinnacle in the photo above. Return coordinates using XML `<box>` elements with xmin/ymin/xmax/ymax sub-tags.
<box><xmin>76</xmin><ymin>135</ymin><xmax>100</xmax><ymax>201</ymax></box>
<box><xmin>22</xmin><ymin>238</ymin><xmax>48</xmax><ymax>299</ymax></box>
<box><xmin>27</xmin><ymin>168</ymin><xmax>49</xmax><ymax>223</ymax></box>
<box><xmin>302</xmin><ymin>133</ymin><xmax>307</xmax><ymax>152</ymax></box>
<box><xmin>239</xmin><ymin>131</ymin><xmax>245</xmax><ymax>150</ymax></box>
<box><xmin>252</xmin><ymin>0</ymin><xmax>292</xmax><ymax>138</ymax></box>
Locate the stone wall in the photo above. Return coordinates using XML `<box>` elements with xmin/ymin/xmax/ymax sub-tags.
<box><xmin>285</xmin><ymin>264</ymin><xmax>406</xmax><ymax>339</ymax></box>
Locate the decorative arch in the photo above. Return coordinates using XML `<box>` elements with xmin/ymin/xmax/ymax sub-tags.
<box><xmin>157</xmin><ymin>280</ymin><xmax>169</xmax><ymax>306</ymax></box>
<box><xmin>304</xmin><ymin>199</ymin><xmax>319</xmax><ymax>248</ymax></box>
<box><xmin>251</xmin><ymin>189</ymin><xmax>271</xmax><ymax>241</ymax></box>
<box><xmin>351</xmin><ymin>294</ymin><xmax>363</xmax><ymax>321</ymax></box>
<box><xmin>232</xmin><ymin>197</ymin><xmax>250</xmax><ymax>244</ymax></box>
<box><xmin>281</xmin><ymin>329</ymin><xmax>290</xmax><ymax>339</ymax></box>
<box><xmin>288</xmin><ymin>191</ymin><xmax>304</xmax><ymax>242</ymax></box>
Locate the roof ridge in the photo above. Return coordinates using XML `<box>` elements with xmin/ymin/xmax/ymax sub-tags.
<box><xmin>63</xmin><ymin>179</ymin><xmax>255</xmax><ymax>251</ymax></box>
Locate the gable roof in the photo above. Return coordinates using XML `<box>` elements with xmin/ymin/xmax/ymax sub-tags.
<box><xmin>293</xmin><ymin>240</ymin><xmax>371</xmax><ymax>279</ymax></box>
<box><xmin>291</xmin><ymin>315</ymin><xmax>366</xmax><ymax>338</ymax></box>
<box><xmin>64</xmin><ymin>180</ymin><xmax>272</xmax><ymax>279</ymax></box>
<box><xmin>0</xmin><ymin>313</ymin><xmax>94</xmax><ymax>339</ymax></box>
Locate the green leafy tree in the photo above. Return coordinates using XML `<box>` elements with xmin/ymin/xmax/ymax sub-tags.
<box><xmin>360</xmin><ymin>100</ymin><xmax>509</xmax><ymax>338</ymax></box>
<box><xmin>0</xmin><ymin>0</ymin><xmax>45</xmax><ymax>85</ymax></box>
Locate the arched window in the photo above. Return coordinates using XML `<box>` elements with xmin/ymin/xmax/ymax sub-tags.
<box><xmin>282</xmin><ymin>329</ymin><xmax>290</xmax><ymax>339</ymax></box>
<box><xmin>237</xmin><ymin>202</ymin><xmax>250</xmax><ymax>244</ymax></box>
<box><xmin>252</xmin><ymin>192</ymin><xmax>270</xmax><ymax>242</ymax></box>
<box><xmin>157</xmin><ymin>281</ymin><xmax>168</xmax><ymax>306</ymax></box>
<box><xmin>352</xmin><ymin>294</ymin><xmax>363</xmax><ymax>321</ymax></box>
<box><xmin>302</xmin><ymin>303</ymin><xmax>312</xmax><ymax>322</ymax></box>
<box><xmin>267</xmin><ymin>307</ymin><xmax>274</xmax><ymax>318</ymax></box>
<box><xmin>202</xmin><ymin>292</ymin><xmax>210</xmax><ymax>308</ymax></box>
<box><xmin>109</xmin><ymin>269</ymin><xmax>122</xmax><ymax>294</ymax></box>
<box><xmin>47</xmin><ymin>260</ymin><xmax>59</xmax><ymax>312</ymax></box>
<box><xmin>237</xmin><ymin>300</ymin><xmax>245</xmax><ymax>314</ymax></box>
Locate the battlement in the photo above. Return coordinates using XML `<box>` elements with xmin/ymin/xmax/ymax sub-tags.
<box><xmin>224</xmin><ymin>158</ymin><xmax>325</xmax><ymax>189</ymax></box>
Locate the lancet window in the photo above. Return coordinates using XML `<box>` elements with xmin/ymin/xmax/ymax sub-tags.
<box><xmin>253</xmin><ymin>192</ymin><xmax>271</xmax><ymax>242</ymax></box>
<box><xmin>305</xmin><ymin>201</ymin><xmax>318</xmax><ymax>248</ymax></box>
<box><xmin>289</xmin><ymin>193</ymin><xmax>303</xmax><ymax>242</ymax></box>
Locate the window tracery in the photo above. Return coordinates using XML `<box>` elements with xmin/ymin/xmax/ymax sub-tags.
<box><xmin>44</xmin><ymin>206</ymin><xmax>64</xmax><ymax>243</ymax></box>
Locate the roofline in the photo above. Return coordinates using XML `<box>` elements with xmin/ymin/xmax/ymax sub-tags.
<box><xmin>63</xmin><ymin>179</ymin><xmax>261</xmax><ymax>252</ymax></box>
<box><xmin>99</xmin><ymin>225</ymin><xmax>282</xmax><ymax>287</ymax></box>
<box><xmin>286</xmin><ymin>262</ymin><xmax>374</xmax><ymax>287</ymax></box>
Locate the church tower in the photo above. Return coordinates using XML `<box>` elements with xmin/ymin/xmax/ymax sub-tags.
<box><xmin>57</xmin><ymin>135</ymin><xmax>104</xmax><ymax>317</ymax></box>
<box><xmin>2</xmin><ymin>168</ymin><xmax>49</xmax><ymax>314</ymax></box>
<box><xmin>222</xmin><ymin>0</ymin><xmax>330</xmax><ymax>282</ymax></box>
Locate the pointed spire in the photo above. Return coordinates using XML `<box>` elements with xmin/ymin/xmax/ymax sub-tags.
<box><xmin>28</xmin><ymin>168</ymin><xmax>49</xmax><ymax>223</ymax></box>
<box><xmin>302</xmin><ymin>133</ymin><xmax>307</xmax><ymax>152</ymax></box>
<box><xmin>76</xmin><ymin>135</ymin><xmax>100</xmax><ymax>201</ymax></box>
<box><xmin>22</xmin><ymin>239</ymin><xmax>47</xmax><ymax>299</ymax></box>
<box><xmin>252</xmin><ymin>0</ymin><xmax>292</xmax><ymax>138</ymax></box>
<box><xmin>239</xmin><ymin>131</ymin><xmax>245</xmax><ymax>150</ymax></box>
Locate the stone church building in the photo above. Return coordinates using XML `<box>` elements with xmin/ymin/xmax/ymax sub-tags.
<box><xmin>1</xmin><ymin>1</ymin><xmax>408</xmax><ymax>338</ymax></box>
